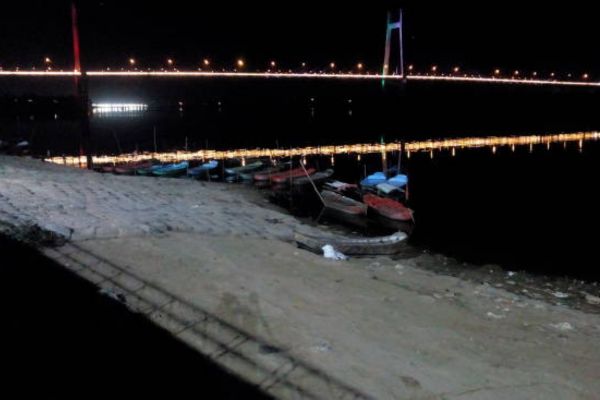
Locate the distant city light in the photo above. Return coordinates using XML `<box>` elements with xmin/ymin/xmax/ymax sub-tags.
<box><xmin>92</xmin><ymin>103</ymin><xmax>148</xmax><ymax>114</ymax></box>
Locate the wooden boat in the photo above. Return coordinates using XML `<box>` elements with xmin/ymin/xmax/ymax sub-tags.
<box><xmin>363</xmin><ymin>194</ymin><xmax>413</xmax><ymax>222</ymax></box>
<box><xmin>225</xmin><ymin>161</ymin><xmax>263</xmax><ymax>176</ymax></box>
<box><xmin>114</xmin><ymin>161</ymin><xmax>153</xmax><ymax>175</ymax></box>
<box><xmin>374</xmin><ymin>183</ymin><xmax>401</xmax><ymax>195</ymax></box>
<box><xmin>292</xmin><ymin>169</ymin><xmax>334</xmax><ymax>188</ymax></box>
<box><xmin>323</xmin><ymin>180</ymin><xmax>359</xmax><ymax>194</ymax></box>
<box><xmin>294</xmin><ymin>231</ymin><xmax>409</xmax><ymax>256</ymax></box>
<box><xmin>321</xmin><ymin>190</ymin><xmax>368</xmax><ymax>226</ymax></box>
<box><xmin>258</xmin><ymin>167</ymin><xmax>316</xmax><ymax>184</ymax></box>
<box><xmin>100</xmin><ymin>165</ymin><xmax>115</xmax><ymax>174</ymax></box>
<box><xmin>187</xmin><ymin>160</ymin><xmax>219</xmax><ymax>178</ymax></box>
<box><xmin>252</xmin><ymin>162</ymin><xmax>293</xmax><ymax>181</ymax></box>
<box><xmin>137</xmin><ymin>164</ymin><xmax>163</xmax><ymax>176</ymax></box>
<box><xmin>152</xmin><ymin>161</ymin><xmax>189</xmax><ymax>177</ymax></box>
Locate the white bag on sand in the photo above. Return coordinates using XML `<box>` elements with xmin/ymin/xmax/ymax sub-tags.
<box><xmin>322</xmin><ymin>245</ymin><xmax>348</xmax><ymax>261</ymax></box>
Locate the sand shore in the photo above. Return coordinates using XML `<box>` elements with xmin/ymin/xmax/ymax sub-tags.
<box><xmin>1</xmin><ymin>155</ymin><xmax>599</xmax><ymax>399</ymax></box>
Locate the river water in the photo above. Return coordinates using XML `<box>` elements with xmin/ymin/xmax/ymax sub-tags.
<box><xmin>1</xmin><ymin>77</ymin><xmax>599</xmax><ymax>280</ymax></box>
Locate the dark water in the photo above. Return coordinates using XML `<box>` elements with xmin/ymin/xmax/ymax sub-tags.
<box><xmin>0</xmin><ymin>235</ymin><xmax>271</xmax><ymax>398</ymax></box>
<box><xmin>1</xmin><ymin>78</ymin><xmax>600</xmax><ymax>281</ymax></box>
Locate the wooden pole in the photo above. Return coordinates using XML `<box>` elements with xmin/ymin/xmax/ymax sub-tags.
<box><xmin>153</xmin><ymin>126</ymin><xmax>157</xmax><ymax>153</ymax></box>
<box><xmin>300</xmin><ymin>159</ymin><xmax>325</xmax><ymax>206</ymax></box>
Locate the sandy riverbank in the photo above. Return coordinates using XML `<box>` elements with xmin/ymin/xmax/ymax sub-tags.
<box><xmin>1</xmin><ymin>155</ymin><xmax>600</xmax><ymax>399</ymax></box>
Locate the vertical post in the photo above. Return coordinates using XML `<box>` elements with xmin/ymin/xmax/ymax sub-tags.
<box><xmin>153</xmin><ymin>126</ymin><xmax>158</xmax><ymax>153</ymax></box>
<box><xmin>398</xmin><ymin>10</ymin><xmax>405</xmax><ymax>79</ymax></box>
<box><xmin>397</xmin><ymin>142</ymin><xmax>403</xmax><ymax>172</ymax></box>
<box><xmin>382</xmin><ymin>9</ymin><xmax>405</xmax><ymax>87</ymax></box>
<box><xmin>383</xmin><ymin>12</ymin><xmax>392</xmax><ymax>77</ymax></box>
<box><xmin>71</xmin><ymin>1</ymin><xmax>93</xmax><ymax>169</ymax></box>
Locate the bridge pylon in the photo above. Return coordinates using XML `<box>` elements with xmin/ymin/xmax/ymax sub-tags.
<box><xmin>382</xmin><ymin>9</ymin><xmax>405</xmax><ymax>85</ymax></box>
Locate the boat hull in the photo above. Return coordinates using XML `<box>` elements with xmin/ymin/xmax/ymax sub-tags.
<box><xmin>295</xmin><ymin>231</ymin><xmax>409</xmax><ymax>256</ymax></box>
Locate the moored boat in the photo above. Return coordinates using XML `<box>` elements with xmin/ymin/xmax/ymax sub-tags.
<box><xmin>321</xmin><ymin>190</ymin><xmax>368</xmax><ymax>225</ymax></box>
<box><xmin>114</xmin><ymin>161</ymin><xmax>154</xmax><ymax>175</ymax></box>
<box><xmin>252</xmin><ymin>161</ymin><xmax>293</xmax><ymax>181</ymax></box>
<box><xmin>137</xmin><ymin>164</ymin><xmax>164</xmax><ymax>176</ymax></box>
<box><xmin>387</xmin><ymin>174</ymin><xmax>408</xmax><ymax>188</ymax></box>
<box><xmin>100</xmin><ymin>165</ymin><xmax>115</xmax><ymax>174</ymax></box>
<box><xmin>261</xmin><ymin>167</ymin><xmax>316</xmax><ymax>184</ymax></box>
<box><xmin>323</xmin><ymin>180</ymin><xmax>359</xmax><ymax>194</ymax></box>
<box><xmin>187</xmin><ymin>160</ymin><xmax>219</xmax><ymax>178</ymax></box>
<box><xmin>295</xmin><ymin>230</ymin><xmax>409</xmax><ymax>256</ymax></box>
<box><xmin>360</xmin><ymin>172</ymin><xmax>387</xmax><ymax>188</ymax></box>
<box><xmin>225</xmin><ymin>161</ymin><xmax>264</xmax><ymax>176</ymax></box>
<box><xmin>291</xmin><ymin>169</ymin><xmax>334</xmax><ymax>188</ymax></box>
<box><xmin>363</xmin><ymin>194</ymin><xmax>413</xmax><ymax>222</ymax></box>
<box><xmin>152</xmin><ymin>161</ymin><xmax>189</xmax><ymax>177</ymax></box>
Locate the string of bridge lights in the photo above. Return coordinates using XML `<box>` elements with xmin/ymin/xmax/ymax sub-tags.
<box><xmin>0</xmin><ymin>57</ymin><xmax>598</xmax><ymax>87</ymax></box>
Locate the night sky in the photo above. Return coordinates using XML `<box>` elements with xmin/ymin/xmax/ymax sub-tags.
<box><xmin>0</xmin><ymin>1</ymin><xmax>597</xmax><ymax>75</ymax></box>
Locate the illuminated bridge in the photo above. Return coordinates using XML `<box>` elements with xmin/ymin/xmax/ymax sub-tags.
<box><xmin>2</xmin><ymin>70</ymin><xmax>600</xmax><ymax>89</ymax></box>
<box><xmin>1</xmin><ymin>8</ymin><xmax>598</xmax><ymax>89</ymax></box>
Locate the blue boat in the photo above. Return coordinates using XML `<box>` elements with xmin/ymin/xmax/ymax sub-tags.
<box><xmin>152</xmin><ymin>161</ymin><xmax>189</xmax><ymax>177</ymax></box>
<box><xmin>387</xmin><ymin>174</ymin><xmax>409</xmax><ymax>188</ymax></box>
<box><xmin>137</xmin><ymin>164</ymin><xmax>163</xmax><ymax>176</ymax></box>
<box><xmin>187</xmin><ymin>160</ymin><xmax>219</xmax><ymax>178</ymax></box>
<box><xmin>360</xmin><ymin>172</ymin><xmax>388</xmax><ymax>188</ymax></box>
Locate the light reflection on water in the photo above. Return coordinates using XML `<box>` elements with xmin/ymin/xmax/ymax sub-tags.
<box><xmin>47</xmin><ymin>131</ymin><xmax>600</xmax><ymax>167</ymax></box>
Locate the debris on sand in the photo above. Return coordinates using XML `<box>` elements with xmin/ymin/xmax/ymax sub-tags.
<box><xmin>486</xmin><ymin>312</ymin><xmax>505</xmax><ymax>320</ymax></box>
<box><xmin>585</xmin><ymin>294</ymin><xmax>600</xmax><ymax>306</ymax></box>
<box><xmin>550</xmin><ymin>322</ymin><xmax>574</xmax><ymax>332</ymax></box>
<box><xmin>322</xmin><ymin>245</ymin><xmax>348</xmax><ymax>261</ymax></box>
<box><xmin>99</xmin><ymin>288</ymin><xmax>127</xmax><ymax>304</ymax></box>
<box><xmin>310</xmin><ymin>339</ymin><xmax>333</xmax><ymax>353</ymax></box>
<box><xmin>553</xmin><ymin>292</ymin><xmax>570</xmax><ymax>299</ymax></box>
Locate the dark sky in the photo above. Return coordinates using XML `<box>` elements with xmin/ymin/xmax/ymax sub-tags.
<box><xmin>0</xmin><ymin>1</ymin><xmax>597</xmax><ymax>75</ymax></box>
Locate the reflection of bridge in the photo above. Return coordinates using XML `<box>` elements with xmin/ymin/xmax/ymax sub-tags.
<box><xmin>3</xmin><ymin>70</ymin><xmax>600</xmax><ymax>88</ymax></box>
<box><xmin>48</xmin><ymin>131</ymin><xmax>600</xmax><ymax>168</ymax></box>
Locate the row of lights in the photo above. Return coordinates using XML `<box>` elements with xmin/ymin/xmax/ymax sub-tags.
<box><xmin>126</xmin><ymin>58</ymin><xmax>364</xmax><ymax>71</ymax></box>
<box><xmin>408</xmin><ymin>64</ymin><xmax>591</xmax><ymax>80</ymax></box>
<box><xmin>5</xmin><ymin>57</ymin><xmax>593</xmax><ymax>81</ymax></box>
<box><xmin>24</xmin><ymin>56</ymin><xmax>363</xmax><ymax>72</ymax></box>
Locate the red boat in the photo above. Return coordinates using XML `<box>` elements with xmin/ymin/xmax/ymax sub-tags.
<box><xmin>253</xmin><ymin>167</ymin><xmax>283</xmax><ymax>182</ymax></box>
<box><xmin>100</xmin><ymin>165</ymin><xmax>115</xmax><ymax>174</ymax></box>
<box><xmin>256</xmin><ymin>167</ymin><xmax>316</xmax><ymax>184</ymax></box>
<box><xmin>363</xmin><ymin>194</ymin><xmax>413</xmax><ymax>222</ymax></box>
